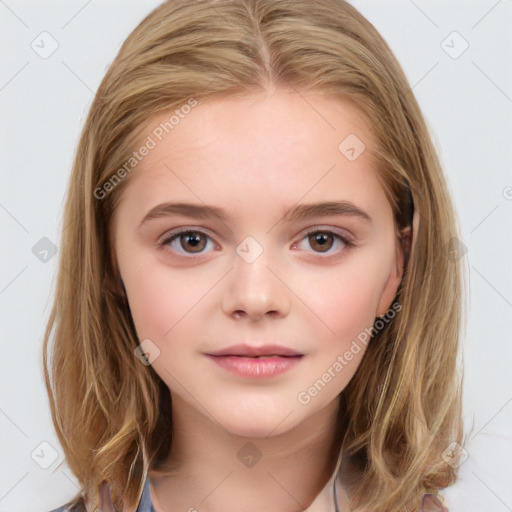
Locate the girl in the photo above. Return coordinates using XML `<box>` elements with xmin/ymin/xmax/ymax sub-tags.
<box><xmin>43</xmin><ymin>0</ymin><xmax>468</xmax><ymax>511</ymax></box>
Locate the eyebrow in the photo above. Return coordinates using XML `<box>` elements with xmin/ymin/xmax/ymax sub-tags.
<box><xmin>138</xmin><ymin>200</ymin><xmax>372</xmax><ymax>227</ymax></box>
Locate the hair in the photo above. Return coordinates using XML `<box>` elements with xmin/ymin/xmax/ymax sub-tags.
<box><xmin>42</xmin><ymin>1</ymin><xmax>469</xmax><ymax>511</ymax></box>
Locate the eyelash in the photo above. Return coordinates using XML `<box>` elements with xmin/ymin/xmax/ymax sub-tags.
<box><xmin>157</xmin><ymin>227</ymin><xmax>356</xmax><ymax>260</ymax></box>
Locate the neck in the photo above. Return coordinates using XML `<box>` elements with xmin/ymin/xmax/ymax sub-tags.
<box><xmin>148</xmin><ymin>395</ymin><xmax>343</xmax><ymax>512</ymax></box>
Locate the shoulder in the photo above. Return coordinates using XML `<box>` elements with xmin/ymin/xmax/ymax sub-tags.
<box><xmin>418</xmin><ymin>493</ymin><xmax>448</xmax><ymax>512</ymax></box>
<box><xmin>45</xmin><ymin>501</ymin><xmax>86</xmax><ymax>512</ymax></box>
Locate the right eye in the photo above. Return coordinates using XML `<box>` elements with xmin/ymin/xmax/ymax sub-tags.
<box><xmin>157</xmin><ymin>228</ymin><xmax>217</xmax><ymax>256</ymax></box>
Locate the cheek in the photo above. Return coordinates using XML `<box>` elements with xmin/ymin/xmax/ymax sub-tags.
<box><xmin>295</xmin><ymin>253</ymin><xmax>390</xmax><ymax>343</ymax></box>
<box><xmin>292</xmin><ymin>259</ymin><xmax>389</xmax><ymax>408</ymax></box>
<box><xmin>120</xmin><ymin>260</ymin><xmax>202</xmax><ymax>340</ymax></box>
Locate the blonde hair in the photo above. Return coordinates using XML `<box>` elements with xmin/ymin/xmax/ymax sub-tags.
<box><xmin>42</xmin><ymin>0</ymin><xmax>469</xmax><ymax>510</ymax></box>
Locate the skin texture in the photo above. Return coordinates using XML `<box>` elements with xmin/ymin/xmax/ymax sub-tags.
<box><xmin>113</xmin><ymin>87</ymin><xmax>405</xmax><ymax>511</ymax></box>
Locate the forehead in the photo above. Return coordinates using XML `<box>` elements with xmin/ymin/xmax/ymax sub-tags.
<box><xmin>115</xmin><ymin>89</ymin><xmax>389</xmax><ymax>226</ymax></box>
<box><xmin>133</xmin><ymin>88</ymin><xmax>375</xmax><ymax>166</ymax></box>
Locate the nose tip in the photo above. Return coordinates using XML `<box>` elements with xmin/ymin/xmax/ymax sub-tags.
<box><xmin>223</xmin><ymin>249</ymin><xmax>289</xmax><ymax>321</ymax></box>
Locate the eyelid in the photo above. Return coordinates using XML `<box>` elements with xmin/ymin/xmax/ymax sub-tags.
<box><xmin>157</xmin><ymin>226</ymin><xmax>217</xmax><ymax>245</ymax></box>
<box><xmin>298</xmin><ymin>226</ymin><xmax>356</xmax><ymax>245</ymax></box>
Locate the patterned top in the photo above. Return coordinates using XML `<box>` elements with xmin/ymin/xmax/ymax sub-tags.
<box><xmin>46</xmin><ymin>477</ymin><xmax>152</xmax><ymax>512</ymax></box>
<box><xmin>47</xmin><ymin>474</ymin><xmax>447</xmax><ymax>511</ymax></box>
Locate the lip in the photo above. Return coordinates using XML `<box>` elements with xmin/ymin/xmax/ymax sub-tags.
<box><xmin>205</xmin><ymin>344</ymin><xmax>304</xmax><ymax>379</ymax></box>
<box><xmin>206</xmin><ymin>343</ymin><xmax>303</xmax><ymax>358</ymax></box>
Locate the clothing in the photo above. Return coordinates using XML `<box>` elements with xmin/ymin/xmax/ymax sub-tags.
<box><xmin>47</xmin><ymin>455</ymin><xmax>446</xmax><ymax>512</ymax></box>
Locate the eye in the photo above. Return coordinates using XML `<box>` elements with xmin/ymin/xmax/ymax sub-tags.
<box><xmin>157</xmin><ymin>227</ymin><xmax>355</xmax><ymax>258</ymax></box>
<box><xmin>292</xmin><ymin>229</ymin><xmax>355</xmax><ymax>256</ymax></box>
<box><xmin>157</xmin><ymin>228</ymin><xmax>216</xmax><ymax>255</ymax></box>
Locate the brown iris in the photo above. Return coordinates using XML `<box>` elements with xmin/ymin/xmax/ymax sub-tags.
<box><xmin>180</xmin><ymin>231</ymin><xmax>207</xmax><ymax>253</ymax></box>
<box><xmin>308</xmin><ymin>232</ymin><xmax>334</xmax><ymax>253</ymax></box>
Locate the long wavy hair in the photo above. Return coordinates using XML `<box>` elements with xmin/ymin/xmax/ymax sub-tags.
<box><xmin>42</xmin><ymin>0</ymin><xmax>469</xmax><ymax>510</ymax></box>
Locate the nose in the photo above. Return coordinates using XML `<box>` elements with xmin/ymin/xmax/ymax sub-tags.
<box><xmin>222</xmin><ymin>243</ymin><xmax>290</xmax><ymax>321</ymax></box>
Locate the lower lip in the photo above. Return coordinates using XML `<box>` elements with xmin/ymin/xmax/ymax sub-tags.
<box><xmin>206</xmin><ymin>355</ymin><xmax>303</xmax><ymax>378</ymax></box>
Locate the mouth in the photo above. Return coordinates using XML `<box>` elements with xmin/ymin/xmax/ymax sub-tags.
<box><xmin>205</xmin><ymin>344</ymin><xmax>304</xmax><ymax>378</ymax></box>
<box><xmin>206</xmin><ymin>343</ymin><xmax>304</xmax><ymax>358</ymax></box>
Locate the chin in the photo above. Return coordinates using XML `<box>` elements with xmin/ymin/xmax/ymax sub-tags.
<box><xmin>215</xmin><ymin>406</ymin><xmax>299</xmax><ymax>439</ymax></box>
<box><xmin>222</xmin><ymin>421</ymin><xmax>285</xmax><ymax>439</ymax></box>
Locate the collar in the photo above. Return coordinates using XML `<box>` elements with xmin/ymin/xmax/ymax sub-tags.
<box><xmin>133</xmin><ymin>450</ymin><xmax>346</xmax><ymax>512</ymax></box>
<box><xmin>135</xmin><ymin>476</ymin><xmax>153</xmax><ymax>512</ymax></box>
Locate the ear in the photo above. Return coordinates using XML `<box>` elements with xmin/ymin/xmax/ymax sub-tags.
<box><xmin>375</xmin><ymin>225</ymin><xmax>412</xmax><ymax>317</ymax></box>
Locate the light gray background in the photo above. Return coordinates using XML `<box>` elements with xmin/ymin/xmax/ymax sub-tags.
<box><xmin>1</xmin><ymin>1</ymin><xmax>511</xmax><ymax>511</ymax></box>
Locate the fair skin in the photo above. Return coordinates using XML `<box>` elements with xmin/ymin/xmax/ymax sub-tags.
<box><xmin>113</xmin><ymin>87</ymin><xmax>405</xmax><ymax>512</ymax></box>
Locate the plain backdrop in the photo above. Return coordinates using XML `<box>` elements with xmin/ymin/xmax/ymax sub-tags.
<box><xmin>1</xmin><ymin>1</ymin><xmax>511</xmax><ymax>511</ymax></box>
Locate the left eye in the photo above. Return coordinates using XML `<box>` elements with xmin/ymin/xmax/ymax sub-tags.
<box><xmin>293</xmin><ymin>229</ymin><xmax>353</xmax><ymax>255</ymax></box>
<box><xmin>158</xmin><ymin>229</ymin><xmax>215</xmax><ymax>255</ymax></box>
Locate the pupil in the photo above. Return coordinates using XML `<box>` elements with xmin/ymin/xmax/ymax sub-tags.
<box><xmin>188</xmin><ymin>234</ymin><xmax>200</xmax><ymax>246</ymax></box>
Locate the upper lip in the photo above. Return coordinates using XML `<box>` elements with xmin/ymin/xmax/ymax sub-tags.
<box><xmin>206</xmin><ymin>344</ymin><xmax>303</xmax><ymax>357</ymax></box>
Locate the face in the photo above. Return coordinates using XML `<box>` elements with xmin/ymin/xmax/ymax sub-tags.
<box><xmin>113</xmin><ymin>88</ymin><xmax>404</xmax><ymax>438</ymax></box>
